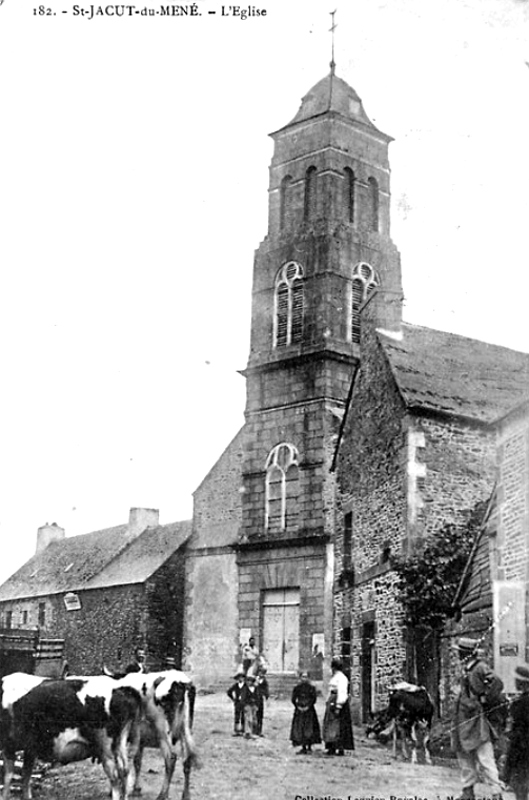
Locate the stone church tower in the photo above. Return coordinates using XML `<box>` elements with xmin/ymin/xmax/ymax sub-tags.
<box><xmin>184</xmin><ymin>67</ymin><xmax>402</xmax><ymax>687</ymax></box>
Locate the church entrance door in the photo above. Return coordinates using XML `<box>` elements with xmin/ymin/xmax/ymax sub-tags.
<box><xmin>262</xmin><ymin>588</ymin><xmax>299</xmax><ymax>672</ymax></box>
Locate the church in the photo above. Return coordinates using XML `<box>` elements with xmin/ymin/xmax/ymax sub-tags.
<box><xmin>0</xmin><ymin>62</ymin><xmax>527</xmax><ymax>719</ymax></box>
<box><xmin>183</xmin><ymin>62</ymin><xmax>529</xmax><ymax>714</ymax></box>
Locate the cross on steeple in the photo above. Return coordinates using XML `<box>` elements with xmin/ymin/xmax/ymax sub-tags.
<box><xmin>329</xmin><ymin>9</ymin><xmax>337</xmax><ymax>75</ymax></box>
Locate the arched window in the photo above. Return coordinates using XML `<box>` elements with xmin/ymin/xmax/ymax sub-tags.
<box><xmin>279</xmin><ymin>175</ymin><xmax>292</xmax><ymax>231</ymax></box>
<box><xmin>344</xmin><ymin>167</ymin><xmax>355</xmax><ymax>223</ymax></box>
<box><xmin>304</xmin><ymin>166</ymin><xmax>317</xmax><ymax>221</ymax></box>
<box><xmin>351</xmin><ymin>262</ymin><xmax>378</xmax><ymax>343</ymax></box>
<box><xmin>274</xmin><ymin>261</ymin><xmax>304</xmax><ymax>347</ymax></box>
<box><xmin>368</xmin><ymin>176</ymin><xmax>379</xmax><ymax>232</ymax></box>
<box><xmin>265</xmin><ymin>443</ymin><xmax>300</xmax><ymax>532</ymax></box>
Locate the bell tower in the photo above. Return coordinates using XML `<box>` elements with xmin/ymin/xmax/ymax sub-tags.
<box><xmin>236</xmin><ymin>68</ymin><xmax>402</xmax><ymax>678</ymax></box>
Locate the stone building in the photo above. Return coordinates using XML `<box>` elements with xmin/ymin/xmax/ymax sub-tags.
<box><xmin>184</xmin><ymin>67</ymin><xmax>403</xmax><ymax>689</ymax></box>
<box><xmin>333</xmin><ymin>305</ymin><xmax>529</xmax><ymax>720</ymax></box>
<box><xmin>2</xmin><ymin>67</ymin><xmax>526</xmax><ymax>705</ymax></box>
<box><xmin>451</xmin><ymin>399</ymin><xmax>529</xmax><ymax>697</ymax></box>
<box><xmin>185</xmin><ymin>67</ymin><xmax>529</xmax><ymax>698</ymax></box>
<box><xmin>0</xmin><ymin>508</ymin><xmax>190</xmax><ymax>675</ymax></box>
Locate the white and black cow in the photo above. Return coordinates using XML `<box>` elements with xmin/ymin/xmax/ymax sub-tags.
<box><xmin>0</xmin><ymin>673</ymin><xmax>142</xmax><ymax>800</ymax></box>
<box><xmin>367</xmin><ymin>681</ymin><xmax>434</xmax><ymax>765</ymax></box>
<box><xmin>114</xmin><ymin>670</ymin><xmax>198</xmax><ymax>800</ymax></box>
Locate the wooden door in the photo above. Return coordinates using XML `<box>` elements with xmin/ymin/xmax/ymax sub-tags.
<box><xmin>262</xmin><ymin>588</ymin><xmax>300</xmax><ymax>673</ymax></box>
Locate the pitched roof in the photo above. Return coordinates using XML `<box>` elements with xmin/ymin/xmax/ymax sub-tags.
<box><xmin>379</xmin><ymin>323</ymin><xmax>529</xmax><ymax>424</ymax></box>
<box><xmin>274</xmin><ymin>70</ymin><xmax>390</xmax><ymax>140</ymax></box>
<box><xmin>0</xmin><ymin>520</ymin><xmax>191</xmax><ymax>602</ymax></box>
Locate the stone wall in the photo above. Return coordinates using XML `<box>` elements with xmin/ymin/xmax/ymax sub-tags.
<box><xmin>496</xmin><ymin>406</ymin><xmax>529</xmax><ymax>583</ymax></box>
<box><xmin>0</xmin><ymin>554</ymin><xmax>188</xmax><ymax>677</ymax></box>
<box><xmin>334</xmin><ymin>318</ymin><xmax>498</xmax><ymax>719</ymax></box>
<box><xmin>145</xmin><ymin>547</ymin><xmax>186</xmax><ymax>667</ymax></box>
<box><xmin>334</xmin><ymin>321</ymin><xmax>408</xmax><ymax>718</ymax></box>
<box><xmin>184</xmin><ymin>430</ymin><xmax>244</xmax><ymax>687</ymax></box>
<box><xmin>237</xmin><ymin>539</ymin><xmax>330</xmax><ymax>676</ymax></box>
<box><xmin>411</xmin><ymin>415</ymin><xmax>495</xmax><ymax>547</ymax></box>
<box><xmin>242</xmin><ymin>401</ymin><xmax>343</xmax><ymax>542</ymax></box>
<box><xmin>449</xmin><ymin>404</ymin><xmax>529</xmax><ymax>706</ymax></box>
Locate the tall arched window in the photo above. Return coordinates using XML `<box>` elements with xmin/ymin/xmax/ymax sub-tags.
<box><xmin>344</xmin><ymin>167</ymin><xmax>355</xmax><ymax>223</ymax></box>
<box><xmin>265</xmin><ymin>442</ymin><xmax>300</xmax><ymax>532</ymax></box>
<box><xmin>351</xmin><ymin>262</ymin><xmax>378</xmax><ymax>343</ymax></box>
<box><xmin>368</xmin><ymin>176</ymin><xmax>379</xmax><ymax>232</ymax></box>
<box><xmin>279</xmin><ymin>175</ymin><xmax>292</xmax><ymax>231</ymax></box>
<box><xmin>274</xmin><ymin>261</ymin><xmax>304</xmax><ymax>347</ymax></box>
<box><xmin>304</xmin><ymin>166</ymin><xmax>317</xmax><ymax>221</ymax></box>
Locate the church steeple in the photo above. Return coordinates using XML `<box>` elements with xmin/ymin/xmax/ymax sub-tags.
<box><xmin>246</xmin><ymin>69</ymin><xmax>402</xmax><ymax>379</ymax></box>
<box><xmin>235</xmin><ymin>66</ymin><xmax>402</xmax><ymax>681</ymax></box>
<box><xmin>241</xmin><ymin>67</ymin><xmax>402</xmax><ymax>544</ymax></box>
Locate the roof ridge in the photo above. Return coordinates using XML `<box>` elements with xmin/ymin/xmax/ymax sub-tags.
<box><xmin>398</xmin><ymin>321</ymin><xmax>529</xmax><ymax>357</ymax></box>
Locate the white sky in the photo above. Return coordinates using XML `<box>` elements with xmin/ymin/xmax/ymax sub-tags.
<box><xmin>0</xmin><ymin>0</ymin><xmax>528</xmax><ymax>584</ymax></box>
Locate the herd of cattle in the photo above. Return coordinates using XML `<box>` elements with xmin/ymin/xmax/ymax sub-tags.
<box><xmin>0</xmin><ymin>669</ymin><xmax>198</xmax><ymax>800</ymax></box>
<box><xmin>0</xmin><ymin>668</ymin><xmax>434</xmax><ymax>800</ymax></box>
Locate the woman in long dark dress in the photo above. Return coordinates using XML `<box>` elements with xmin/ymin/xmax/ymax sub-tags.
<box><xmin>322</xmin><ymin>657</ymin><xmax>354</xmax><ymax>755</ymax></box>
<box><xmin>290</xmin><ymin>671</ymin><xmax>321</xmax><ymax>754</ymax></box>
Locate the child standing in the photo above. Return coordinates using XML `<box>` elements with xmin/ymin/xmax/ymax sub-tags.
<box><xmin>241</xmin><ymin>674</ymin><xmax>260</xmax><ymax>738</ymax></box>
<box><xmin>227</xmin><ymin>668</ymin><xmax>246</xmax><ymax>736</ymax></box>
<box><xmin>505</xmin><ymin>665</ymin><xmax>529</xmax><ymax>800</ymax></box>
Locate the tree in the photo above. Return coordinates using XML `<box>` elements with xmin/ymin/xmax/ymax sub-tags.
<box><xmin>393</xmin><ymin>502</ymin><xmax>487</xmax><ymax>630</ymax></box>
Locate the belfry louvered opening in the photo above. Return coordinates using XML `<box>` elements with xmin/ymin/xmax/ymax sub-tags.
<box><xmin>351</xmin><ymin>262</ymin><xmax>379</xmax><ymax>344</ymax></box>
<box><xmin>274</xmin><ymin>262</ymin><xmax>304</xmax><ymax>347</ymax></box>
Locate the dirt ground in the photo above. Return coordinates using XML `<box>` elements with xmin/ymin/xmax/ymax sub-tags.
<box><xmin>36</xmin><ymin>693</ymin><xmax>513</xmax><ymax>800</ymax></box>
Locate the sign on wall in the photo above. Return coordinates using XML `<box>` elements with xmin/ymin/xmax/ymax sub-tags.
<box><xmin>493</xmin><ymin>580</ymin><xmax>525</xmax><ymax>694</ymax></box>
<box><xmin>63</xmin><ymin>593</ymin><xmax>81</xmax><ymax>612</ymax></box>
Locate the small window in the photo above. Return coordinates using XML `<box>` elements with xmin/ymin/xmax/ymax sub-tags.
<box><xmin>38</xmin><ymin>602</ymin><xmax>46</xmax><ymax>627</ymax></box>
<box><xmin>344</xmin><ymin>167</ymin><xmax>355</xmax><ymax>223</ymax></box>
<box><xmin>351</xmin><ymin>262</ymin><xmax>379</xmax><ymax>343</ymax></box>
<box><xmin>22</xmin><ymin>610</ymin><xmax>28</xmax><ymax>625</ymax></box>
<box><xmin>344</xmin><ymin>512</ymin><xmax>352</xmax><ymax>571</ymax></box>
<box><xmin>279</xmin><ymin>175</ymin><xmax>292</xmax><ymax>230</ymax></box>
<box><xmin>368</xmin><ymin>176</ymin><xmax>379</xmax><ymax>232</ymax></box>
<box><xmin>274</xmin><ymin>262</ymin><xmax>304</xmax><ymax>347</ymax></box>
<box><xmin>304</xmin><ymin>166</ymin><xmax>317</xmax><ymax>221</ymax></box>
<box><xmin>341</xmin><ymin>626</ymin><xmax>352</xmax><ymax>678</ymax></box>
<box><xmin>265</xmin><ymin>443</ymin><xmax>300</xmax><ymax>532</ymax></box>
<box><xmin>6</xmin><ymin>611</ymin><xmax>12</xmax><ymax>629</ymax></box>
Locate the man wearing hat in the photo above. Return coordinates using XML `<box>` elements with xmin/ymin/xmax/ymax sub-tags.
<box><xmin>504</xmin><ymin>665</ymin><xmax>529</xmax><ymax>800</ymax></box>
<box><xmin>451</xmin><ymin>637</ymin><xmax>504</xmax><ymax>800</ymax></box>
<box><xmin>227</xmin><ymin>667</ymin><xmax>246</xmax><ymax>736</ymax></box>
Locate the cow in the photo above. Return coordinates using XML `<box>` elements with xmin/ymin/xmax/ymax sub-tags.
<box><xmin>0</xmin><ymin>673</ymin><xmax>142</xmax><ymax>800</ymax></box>
<box><xmin>113</xmin><ymin>670</ymin><xmax>198</xmax><ymax>800</ymax></box>
<box><xmin>366</xmin><ymin>681</ymin><xmax>434</xmax><ymax>765</ymax></box>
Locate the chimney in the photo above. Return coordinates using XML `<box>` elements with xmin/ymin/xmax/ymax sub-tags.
<box><xmin>36</xmin><ymin>522</ymin><xmax>65</xmax><ymax>554</ymax></box>
<box><xmin>128</xmin><ymin>507</ymin><xmax>159</xmax><ymax>538</ymax></box>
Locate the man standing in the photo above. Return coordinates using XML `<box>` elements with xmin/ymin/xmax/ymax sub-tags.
<box><xmin>242</xmin><ymin>637</ymin><xmax>259</xmax><ymax>675</ymax></box>
<box><xmin>125</xmin><ymin>646</ymin><xmax>147</xmax><ymax>674</ymax></box>
<box><xmin>451</xmin><ymin>637</ymin><xmax>504</xmax><ymax>800</ymax></box>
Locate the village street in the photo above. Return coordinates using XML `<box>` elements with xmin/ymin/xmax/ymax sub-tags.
<box><xmin>37</xmin><ymin>692</ymin><xmax>513</xmax><ymax>800</ymax></box>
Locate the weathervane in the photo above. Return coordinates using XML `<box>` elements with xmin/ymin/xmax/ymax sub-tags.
<box><xmin>329</xmin><ymin>9</ymin><xmax>337</xmax><ymax>74</ymax></box>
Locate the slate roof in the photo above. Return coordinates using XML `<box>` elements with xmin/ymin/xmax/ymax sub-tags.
<box><xmin>0</xmin><ymin>520</ymin><xmax>191</xmax><ymax>602</ymax></box>
<box><xmin>275</xmin><ymin>70</ymin><xmax>389</xmax><ymax>139</ymax></box>
<box><xmin>379</xmin><ymin>323</ymin><xmax>529</xmax><ymax>424</ymax></box>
